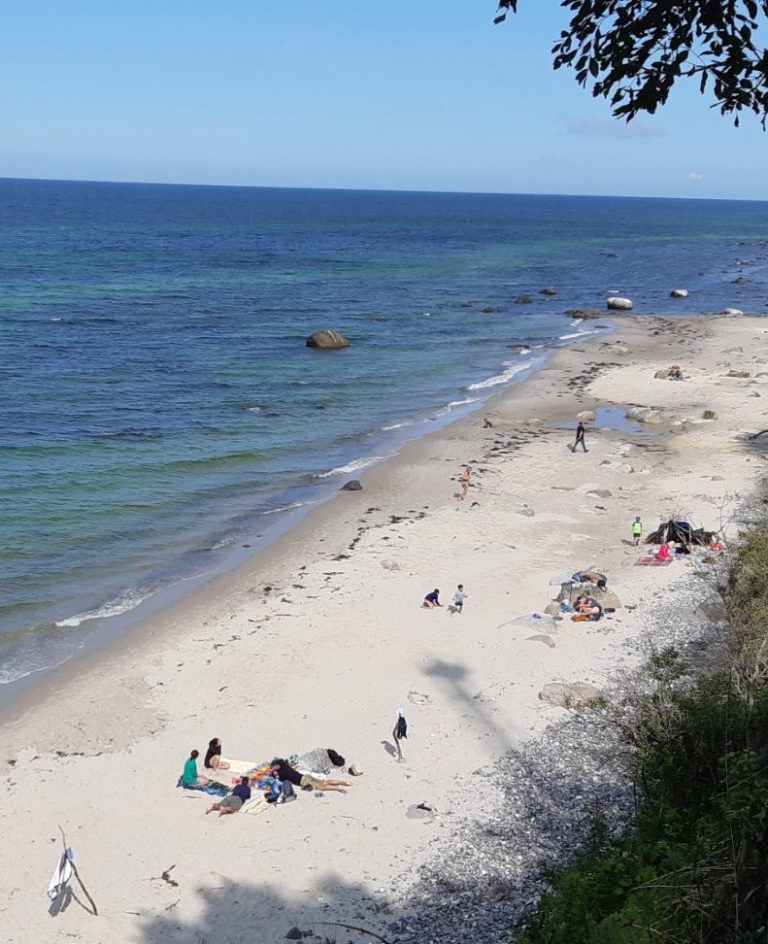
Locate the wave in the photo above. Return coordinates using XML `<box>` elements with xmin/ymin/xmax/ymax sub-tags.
<box><xmin>316</xmin><ymin>456</ymin><xmax>382</xmax><ymax>478</ymax></box>
<box><xmin>54</xmin><ymin>587</ymin><xmax>153</xmax><ymax>628</ymax></box>
<box><xmin>381</xmin><ymin>421</ymin><xmax>414</xmax><ymax>431</ymax></box>
<box><xmin>467</xmin><ymin>361</ymin><xmax>531</xmax><ymax>391</ymax></box>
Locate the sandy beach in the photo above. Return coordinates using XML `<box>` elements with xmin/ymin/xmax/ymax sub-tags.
<box><xmin>3</xmin><ymin>313</ymin><xmax>768</xmax><ymax>944</ymax></box>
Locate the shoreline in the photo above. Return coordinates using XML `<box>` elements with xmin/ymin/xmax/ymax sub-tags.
<box><xmin>3</xmin><ymin>313</ymin><xmax>768</xmax><ymax>944</ymax></box>
<box><xmin>0</xmin><ymin>319</ymin><xmax>604</xmax><ymax>712</ymax></box>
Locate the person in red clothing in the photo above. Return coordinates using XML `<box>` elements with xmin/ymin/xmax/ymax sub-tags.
<box><xmin>657</xmin><ymin>542</ymin><xmax>671</xmax><ymax>561</ymax></box>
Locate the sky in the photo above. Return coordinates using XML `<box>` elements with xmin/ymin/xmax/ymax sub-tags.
<box><xmin>1</xmin><ymin>0</ymin><xmax>766</xmax><ymax>199</ymax></box>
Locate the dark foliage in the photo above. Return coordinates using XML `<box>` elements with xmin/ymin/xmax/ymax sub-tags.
<box><xmin>495</xmin><ymin>1</ymin><xmax>768</xmax><ymax>127</ymax></box>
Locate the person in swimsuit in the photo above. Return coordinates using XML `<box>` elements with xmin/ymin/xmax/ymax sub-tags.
<box><xmin>271</xmin><ymin>758</ymin><xmax>352</xmax><ymax>793</ymax></box>
<box><xmin>204</xmin><ymin>737</ymin><xmax>230</xmax><ymax>771</ymax></box>
<box><xmin>458</xmin><ymin>465</ymin><xmax>472</xmax><ymax>500</ymax></box>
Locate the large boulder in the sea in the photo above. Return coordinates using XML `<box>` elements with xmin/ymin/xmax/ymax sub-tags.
<box><xmin>606</xmin><ymin>296</ymin><xmax>633</xmax><ymax>310</ymax></box>
<box><xmin>565</xmin><ymin>308</ymin><xmax>601</xmax><ymax>319</ymax></box>
<box><xmin>306</xmin><ymin>330</ymin><xmax>350</xmax><ymax>350</ymax></box>
<box><xmin>670</xmin><ymin>288</ymin><xmax>689</xmax><ymax>298</ymax></box>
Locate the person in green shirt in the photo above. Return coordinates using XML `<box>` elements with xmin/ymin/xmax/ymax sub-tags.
<box><xmin>181</xmin><ymin>749</ymin><xmax>210</xmax><ymax>789</ymax></box>
<box><xmin>632</xmin><ymin>516</ymin><xmax>643</xmax><ymax>546</ymax></box>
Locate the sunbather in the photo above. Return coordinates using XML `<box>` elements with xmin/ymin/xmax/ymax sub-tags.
<box><xmin>205</xmin><ymin>776</ymin><xmax>251</xmax><ymax>816</ymax></box>
<box><xmin>575</xmin><ymin>595</ymin><xmax>603</xmax><ymax>621</ymax></box>
<box><xmin>271</xmin><ymin>758</ymin><xmax>352</xmax><ymax>793</ymax></box>
<box><xmin>181</xmin><ymin>749</ymin><xmax>210</xmax><ymax>789</ymax></box>
<box><xmin>204</xmin><ymin>737</ymin><xmax>230</xmax><ymax>771</ymax></box>
<box><xmin>657</xmin><ymin>542</ymin><xmax>671</xmax><ymax>561</ymax></box>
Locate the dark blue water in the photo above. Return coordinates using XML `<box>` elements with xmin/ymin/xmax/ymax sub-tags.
<box><xmin>2</xmin><ymin>179</ymin><xmax>767</xmax><ymax>685</ymax></box>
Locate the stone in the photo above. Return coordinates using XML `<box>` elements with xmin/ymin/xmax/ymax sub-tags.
<box><xmin>576</xmin><ymin>410</ymin><xmax>596</xmax><ymax>422</ymax></box>
<box><xmin>626</xmin><ymin>406</ymin><xmax>666</xmax><ymax>425</ymax></box>
<box><xmin>540</xmin><ymin>286</ymin><xmax>558</xmax><ymax>296</ymax></box>
<box><xmin>516</xmin><ymin>507</ymin><xmax>536</xmax><ymax>517</ymax></box>
<box><xmin>721</xmin><ymin>308</ymin><xmax>744</xmax><ymax>316</ymax></box>
<box><xmin>285</xmin><ymin>928</ymin><xmax>303</xmax><ymax>941</ymax></box>
<box><xmin>539</xmin><ymin>681</ymin><xmax>602</xmax><ymax>708</ymax></box>
<box><xmin>587</xmin><ymin>488</ymin><xmax>612</xmax><ymax>498</ymax></box>
<box><xmin>654</xmin><ymin>368</ymin><xmax>670</xmax><ymax>379</ymax></box>
<box><xmin>670</xmin><ymin>288</ymin><xmax>689</xmax><ymax>298</ymax></box>
<box><xmin>726</xmin><ymin>369</ymin><xmax>750</xmax><ymax>378</ymax></box>
<box><xmin>482</xmin><ymin>305</ymin><xmax>497</xmax><ymax>313</ymax></box>
<box><xmin>732</xmin><ymin>276</ymin><xmax>749</xmax><ymax>285</ymax></box>
<box><xmin>606</xmin><ymin>296</ymin><xmax>633</xmax><ymax>310</ymax></box>
<box><xmin>515</xmin><ymin>295</ymin><xmax>533</xmax><ymax>304</ymax></box>
<box><xmin>565</xmin><ymin>308</ymin><xmax>601</xmax><ymax>319</ymax></box>
<box><xmin>543</xmin><ymin>602</ymin><xmax>561</xmax><ymax>617</ymax></box>
<box><xmin>306</xmin><ymin>330</ymin><xmax>350</xmax><ymax>349</ymax></box>
<box><xmin>340</xmin><ymin>479</ymin><xmax>363</xmax><ymax>491</ymax></box>
<box><xmin>381</xmin><ymin>559</ymin><xmax>400</xmax><ymax>571</ymax></box>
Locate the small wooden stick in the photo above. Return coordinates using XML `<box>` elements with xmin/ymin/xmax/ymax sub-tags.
<box><xmin>58</xmin><ymin>826</ymin><xmax>98</xmax><ymax>916</ymax></box>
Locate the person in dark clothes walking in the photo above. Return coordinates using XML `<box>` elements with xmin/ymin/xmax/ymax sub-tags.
<box><xmin>572</xmin><ymin>421</ymin><xmax>588</xmax><ymax>453</ymax></box>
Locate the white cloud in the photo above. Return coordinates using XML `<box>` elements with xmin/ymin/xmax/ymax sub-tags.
<box><xmin>688</xmin><ymin>172</ymin><xmax>705</xmax><ymax>181</ymax></box>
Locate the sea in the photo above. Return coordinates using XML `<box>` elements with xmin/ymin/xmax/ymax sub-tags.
<box><xmin>2</xmin><ymin>178</ymin><xmax>767</xmax><ymax>691</ymax></box>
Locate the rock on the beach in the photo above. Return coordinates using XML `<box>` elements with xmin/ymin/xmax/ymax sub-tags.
<box><xmin>606</xmin><ymin>296</ymin><xmax>633</xmax><ymax>310</ymax></box>
<box><xmin>539</xmin><ymin>681</ymin><xmax>602</xmax><ymax>708</ymax></box>
<box><xmin>726</xmin><ymin>369</ymin><xmax>750</xmax><ymax>378</ymax></box>
<box><xmin>381</xmin><ymin>559</ymin><xmax>400</xmax><ymax>571</ymax></box>
<box><xmin>566</xmin><ymin>308</ymin><xmax>601</xmax><ymax>319</ymax></box>
<box><xmin>340</xmin><ymin>479</ymin><xmax>363</xmax><ymax>491</ymax></box>
<box><xmin>587</xmin><ymin>488</ymin><xmax>612</xmax><ymax>498</ymax></box>
<box><xmin>721</xmin><ymin>308</ymin><xmax>744</xmax><ymax>316</ymax></box>
<box><xmin>626</xmin><ymin>406</ymin><xmax>666</xmax><ymax>425</ymax></box>
<box><xmin>306</xmin><ymin>329</ymin><xmax>350</xmax><ymax>349</ymax></box>
<box><xmin>655</xmin><ymin>368</ymin><xmax>671</xmax><ymax>379</ymax></box>
<box><xmin>670</xmin><ymin>288</ymin><xmax>689</xmax><ymax>298</ymax></box>
<box><xmin>516</xmin><ymin>507</ymin><xmax>536</xmax><ymax>517</ymax></box>
<box><xmin>576</xmin><ymin>410</ymin><xmax>596</xmax><ymax>422</ymax></box>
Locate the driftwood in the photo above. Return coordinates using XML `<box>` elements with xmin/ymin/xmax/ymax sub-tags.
<box><xmin>316</xmin><ymin>921</ymin><xmax>392</xmax><ymax>943</ymax></box>
<box><xmin>58</xmin><ymin>826</ymin><xmax>98</xmax><ymax>916</ymax></box>
<box><xmin>748</xmin><ymin>428</ymin><xmax>768</xmax><ymax>440</ymax></box>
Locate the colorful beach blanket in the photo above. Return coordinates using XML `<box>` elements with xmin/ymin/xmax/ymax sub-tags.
<box><xmin>634</xmin><ymin>556</ymin><xmax>673</xmax><ymax>567</ymax></box>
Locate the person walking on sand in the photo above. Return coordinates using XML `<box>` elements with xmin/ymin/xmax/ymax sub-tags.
<box><xmin>458</xmin><ymin>465</ymin><xmax>472</xmax><ymax>500</ymax></box>
<box><xmin>571</xmin><ymin>422</ymin><xmax>588</xmax><ymax>453</ymax></box>
<box><xmin>632</xmin><ymin>516</ymin><xmax>643</xmax><ymax>546</ymax></box>
<box><xmin>451</xmin><ymin>584</ymin><xmax>467</xmax><ymax>614</ymax></box>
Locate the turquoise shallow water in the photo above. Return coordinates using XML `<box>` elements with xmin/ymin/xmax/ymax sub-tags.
<box><xmin>1</xmin><ymin>179</ymin><xmax>767</xmax><ymax>685</ymax></box>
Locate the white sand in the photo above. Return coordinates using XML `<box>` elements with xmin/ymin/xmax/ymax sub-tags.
<box><xmin>3</xmin><ymin>315</ymin><xmax>768</xmax><ymax>944</ymax></box>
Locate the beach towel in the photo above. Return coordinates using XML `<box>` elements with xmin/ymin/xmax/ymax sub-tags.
<box><xmin>634</xmin><ymin>556</ymin><xmax>673</xmax><ymax>567</ymax></box>
<box><xmin>241</xmin><ymin>794</ymin><xmax>270</xmax><ymax>816</ymax></box>
<box><xmin>47</xmin><ymin>848</ymin><xmax>73</xmax><ymax>901</ymax></box>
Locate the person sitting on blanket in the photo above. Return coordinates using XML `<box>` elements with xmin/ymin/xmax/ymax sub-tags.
<box><xmin>575</xmin><ymin>595</ymin><xmax>603</xmax><ymax>621</ymax></box>
<box><xmin>271</xmin><ymin>758</ymin><xmax>352</xmax><ymax>794</ymax></box>
<box><xmin>204</xmin><ymin>737</ymin><xmax>230</xmax><ymax>771</ymax></box>
<box><xmin>657</xmin><ymin>542</ymin><xmax>671</xmax><ymax>561</ymax></box>
<box><xmin>205</xmin><ymin>776</ymin><xmax>251</xmax><ymax>816</ymax></box>
<box><xmin>181</xmin><ymin>749</ymin><xmax>210</xmax><ymax>789</ymax></box>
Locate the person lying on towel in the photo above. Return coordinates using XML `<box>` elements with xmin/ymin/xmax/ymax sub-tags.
<box><xmin>573</xmin><ymin>595</ymin><xmax>603</xmax><ymax>622</ymax></box>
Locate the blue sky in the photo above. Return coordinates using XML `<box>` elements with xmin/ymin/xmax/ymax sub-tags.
<box><xmin>1</xmin><ymin>0</ymin><xmax>766</xmax><ymax>199</ymax></box>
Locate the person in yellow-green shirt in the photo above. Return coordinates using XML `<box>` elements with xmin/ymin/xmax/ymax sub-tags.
<box><xmin>632</xmin><ymin>516</ymin><xmax>643</xmax><ymax>546</ymax></box>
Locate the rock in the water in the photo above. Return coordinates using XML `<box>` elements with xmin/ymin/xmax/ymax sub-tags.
<box><xmin>566</xmin><ymin>308</ymin><xmax>601</xmax><ymax>319</ymax></box>
<box><xmin>732</xmin><ymin>276</ymin><xmax>749</xmax><ymax>285</ymax></box>
<box><xmin>482</xmin><ymin>305</ymin><xmax>497</xmax><ymax>313</ymax></box>
<box><xmin>306</xmin><ymin>330</ymin><xmax>350</xmax><ymax>349</ymax></box>
<box><xmin>340</xmin><ymin>479</ymin><xmax>363</xmax><ymax>491</ymax></box>
<box><xmin>626</xmin><ymin>406</ymin><xmax>666</xmax><ymax>425</ymax></box>
<box><xmin>606</xmin><ymin>296</ymin><xmax>633</xmax><ymax>310</ymax></box>
<box><xmin>576</xmin><ymin>410</ymin><xmax>596</xmax><ymax>422</ymax></box>
<box><xmin>721</xmin><ymin>308</ymin><xmax>744</xmax><ymax>316</ymax></box>
<box><xmin>515</xmin><ymin>295</ymin><xmax>533</xmax><ymax>304</ymax></box>
<box><xmin>670</xmin><ymin>288</ymin><xmax>689</xmax><ymax>298</ymax></box>
<box><xmin>539</xmin><ymin>681</ymin><xmax>602</xmax><ymax>708</ymax></box>
<box><xmin>540</xmin><ymin>286</ymin><xmax>558</xmax><ymax>296</ymax></box>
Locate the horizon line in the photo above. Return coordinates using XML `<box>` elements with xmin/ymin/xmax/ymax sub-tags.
<box><xmin>0</xmin><ymin>174</ymin><xmax>765</xmax><ymax>205</ymax></box>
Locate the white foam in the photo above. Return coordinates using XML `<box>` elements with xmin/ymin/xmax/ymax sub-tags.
<box><xmin>559</xmin><ymin>331</ymin><xmax>591</xmax><ymax>340</ymax></box>
<box><xmin>381</xmin><ymin>421</ymin><xmax>414</xmax><ymax>431</ymax></box>
<box><xmin>54</xmin><ymin>588</ymin><xmax>150</xmax><ymax>628</ymax></box>
<box><xmin>246</xmin><ymin>406</ymin><xmax>262</xmax><ymax>413</ymax></box>
<box><xmin>317</xmin><ymin>456</ymin><xmax>382</xmax><ymax>478</ymax></box>
<box><xmin>467</xmin><ymin>361</ymin><xmax>530</xmax><ymax>391</ymax></box>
